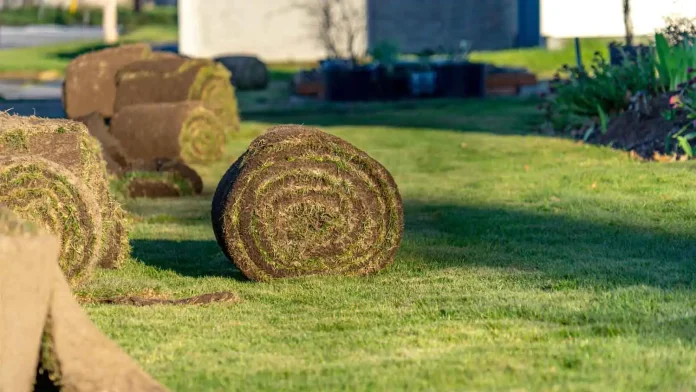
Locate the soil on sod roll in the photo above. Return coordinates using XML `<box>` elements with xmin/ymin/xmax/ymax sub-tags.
<box><xmin>131</xmin><ymin>157</ymin><xmax>204</xmax><ymax>194</ymax></box>
<box><xmin>122</xmin><ymin>172</ymin><xmax>193</xmax><ymax>199</ymax></box>
<box><xmin>63</xmin><ymin>43</ymin><xmax>152</xmax><ymax>119</ymax></box>
<box><xmin>91</xmin><ymin>291</ymin><xmax>240</xmax><ymax>306</ymax></box>
<box><xmin>114</xmin><ymin>57</ymin><xmax>239</xmax><ymax>131</ymax></box>
<box><xmin>110</xmin><ymin>101</ymin><xmax>226</xmax><ymax>164</ymax></box>
<box><xmin>0</xmin><ymin>157</ymin><xmax>102</xmax><ymax>286</ymax></box>
<box><xmin>0</xmin><ymin>210</ymin><xmax>169</xmax><ymax>392</ymax></box>
<box><xmin>0</xmin><ymin>113</ymin><xmax>130</xmax><ymax>269</ymax></box>
<box><xmin>75</xmin><ymin>112</ymin><xmax>131</xmax><ymax>175</ymax></box>
<box><xmin>211</xmin><ymin>125</ymin><xmax>404</xmax><ymax>281</ymax></box>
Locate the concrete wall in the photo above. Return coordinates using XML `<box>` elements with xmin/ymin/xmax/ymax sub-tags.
<box><xmin>542</xmin><ymin>0</ymin><xmax>696</xmax><ymax>38</ymax></box>
<box><xmin>179</xmin><ymin>0</ymin><xmax>522</xmax><ymax>61</ymax></box>
<box><xmin>367</xmin><ymin>0</ymin><xmax>519</xmax><ymax>52</ymax></box>
<box><xmin>179</xmin><ymin>0</ymin><xmax>367</xmax><ymax>62</ymax></box>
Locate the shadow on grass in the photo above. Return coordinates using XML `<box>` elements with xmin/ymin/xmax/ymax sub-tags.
<box><xmin>402</xmin><ymin>201</ymin><xmax>696</xmax><ymax>290</ymax></box>
<box><xmin>131</xmin><ymin>200</ymin><xmax>696</xmax><ymax>291</ymax></box>
<box><xmin>131</xmin><ymin>239</ymin><xmax>247</xmax><ymax>281</ymax></box>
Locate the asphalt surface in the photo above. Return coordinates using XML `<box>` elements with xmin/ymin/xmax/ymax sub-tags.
<box><xmin>0</xmin><ymin>99</ymin><xmax>65</xmax><ymax>118</ymax></box>
<box><xmin>0</xmin><ymin>25</ymin><xmax>110</xmax><ymax>49</ymax></box>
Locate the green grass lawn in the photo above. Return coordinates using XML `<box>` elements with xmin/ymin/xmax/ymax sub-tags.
<box><xmin>0</xmin><ymin>34</ymin><xmax>617</xmax><ymax>80</ymax></box>
<box><xmin>0</xmin><ymin>26</ymin><xmax>177</xmax><ymax>74</ymax></box>
<box><xmin>76</xmin><ymin>99</ymin><xmax>696</xmax><ymax>391</ymax></box>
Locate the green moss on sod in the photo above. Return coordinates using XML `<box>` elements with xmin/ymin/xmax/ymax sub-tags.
<box><xmin>0</xmin><ymin>157</ymin><xmax>102</xmax><ymax>286</ymax></box>
<box><xmin>211</xmin><ymin>125</ymin><xmax>404</xmax><ymax>281</ymax></box>
<box><xmin>0</xmin><ymin>113</ymin><xmax>130</xmax><ymax>270</ymax></box>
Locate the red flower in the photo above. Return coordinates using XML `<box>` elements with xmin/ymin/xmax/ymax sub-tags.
<box><xmin>670</xmin><ymin>95</ymin><xmax>683</xmax><ymax>108</ymax></box>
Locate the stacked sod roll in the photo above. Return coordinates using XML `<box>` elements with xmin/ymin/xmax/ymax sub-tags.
<box><xmin>110</xmin><ymin>101</ymin><xmax>226</xmax><ymax>165</ymax></box>
<box><xmin>0</xmin><ymin>209</ymin><xmax>169</xmax><ymax>392</ymax></box>
<box><xmin>211</xmin><ymin>125</ymin><xmax>404</xmax><ymax>281</ymax></box>
<box><xmin>114</xmin><ymin>57</ymin><xmax>240</xmax><ymax>131</ymax></box>
<box><xmin>63</xmin><ymin>44</ymin><xmax>153</xmax><ymax>119</ymax></box>
<box><xmin>0</xmin><ymin>113</ymin><xmax>130</xmax><ymax>274</ymax></box>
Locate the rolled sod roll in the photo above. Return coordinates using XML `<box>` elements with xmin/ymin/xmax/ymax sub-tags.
<box><xmin>76</xmin><ymin>112</ymin><xmax>131</xmax><ymax>175</ymax></box>
<box><xmin>0</xmin><ymin>210</ymin><xmax>169</xmax><ymax>392</ymax></box>
<box><xmin>114</xmin><ymin>171</ymin><xmax>197</xmax><ymax>199</ymax></box>
<box><xmin>0</xmin><ymin>113</ymin><xmax>130</xmax><ymax>269</ymax></box>
<box><xmin>110</xmin><ymin>102</ymin><xmax>226</xmax><ymax>164</ymax></box>
<box><xmin>0</xmin><ymin>157</ymin><xmax>102</xmax><ymax>285</ymax></box>
<box><xmin>130</xmin><ymin>157</ymin><xmax>204</xmax><ymax>195</ymax></box>
<box><xmin>63</xmin><ymin>43</ymin><xmax>152</xmax><ymax>119</ymax></box>
<box><xmin>214</xmin><ymin>55</ymin><xmax>270</xmax><ymax>91</ymax></box>
<box><xmin>211</xmin><ymin>125</ymin><xmax>404</xmax><ymax>281</ymax></box>
<box><xmin>114</xmin><ymin>57</ymin><xmax>240</xmax><ymax>130</ymax></box>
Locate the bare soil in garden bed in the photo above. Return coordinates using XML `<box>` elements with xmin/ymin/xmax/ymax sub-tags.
<box><xmin>580</xmin><ymin>94</ymin><xmax>690</xmax><ymax>160</ymax></box>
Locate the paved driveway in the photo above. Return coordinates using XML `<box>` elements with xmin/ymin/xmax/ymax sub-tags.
<box><xmin>0</xmin><ymin>99</ymin><xmax>65</xmax><ymax>118</ymax></box>
<box><xmin>0</xmin><ymin>25</ymin><xmax>111</xmax><ymax>49</ymax></box>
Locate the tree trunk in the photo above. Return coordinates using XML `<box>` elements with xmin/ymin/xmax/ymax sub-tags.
<box><xmin>103</xmin><ymin>0</ymin><xmax>119</xmax><ymax>44</ymax></box>
<box><xmin>134</xmin><ymin>0</ymin><xmax>142</xmax><ymax>13</ymax></box>
<box><xmin>623</xmin><ymin>0</ymin><xmax>634</xmax><ymax>46</ymax></box>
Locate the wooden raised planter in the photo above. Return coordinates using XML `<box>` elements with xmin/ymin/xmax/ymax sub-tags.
<box><xmin>486</xmin><ymin>72</ymin><xmax>538</xmax><ymax>96</ymax></box>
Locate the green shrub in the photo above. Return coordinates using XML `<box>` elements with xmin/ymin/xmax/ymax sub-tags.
<box><xmin>665</xmin><ymin>71</ymin><xmax>696</xmax><ymax>156</ymax></box>
<box><xmin>542</xmin><ymin>50</ymin><xmax>663</xmax><ymax>131</ymax></box>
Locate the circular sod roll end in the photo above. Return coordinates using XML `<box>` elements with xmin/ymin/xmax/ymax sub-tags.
<box><xmin>211</xmin><ymin>125</ymin><xmax>404</xmax><ymax>281</ymax></box>
<box><xmin>0</xmin><ymin>113</ymin><xmax>131</xmax><ymax>270</ymax></box>
<box><xmin>0</xmin><ymin>157</ymin><xmax>102</xmax><ymax>286</ymax></box>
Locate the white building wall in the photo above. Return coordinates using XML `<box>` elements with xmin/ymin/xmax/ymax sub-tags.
<box><xmin>178</xmin><ymin>0</ymin><xmax>367</xmax><ymax>62</ymax></box>
<box><xmin>542</xmin><ymin>0</ymin><xmax>696</xmax><ymax>38</ymax></box>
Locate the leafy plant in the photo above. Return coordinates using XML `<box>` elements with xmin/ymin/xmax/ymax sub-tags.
<box><xmin>542</xmin><ymin>50</ymin><xmax>661</xmax><ymax>131</ymax></box>
<box><xmin>597</xmin><ymin>104</ymin><xmax>609</xmax><ymax>134</ymax></box>
<box><xmin>370</xmin><ymin>41</ymin><xmax>400</xmax><ymax>67</ymax></box>
<box><xmin>661</xmin><ymin>108</ymin><xmax>675</xmax><ymax>121</ymax></box>
<box><xmin>654</xmin><ymin>33</ymin><xmax>696</xmax><ymax>91</ymax></box>
<box><xmin>665</xmin><ymin>70</ymin><xmax>696</xmax><ymax>156</ymax></box>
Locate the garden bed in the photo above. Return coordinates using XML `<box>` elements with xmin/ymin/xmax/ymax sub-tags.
<box><xmin>578</xmin><ymin>93</ymin><xmax>691</xmax><ymax>160</ymax></box>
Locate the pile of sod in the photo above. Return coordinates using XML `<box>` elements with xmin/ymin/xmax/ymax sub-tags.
<box><xmin>0</xmin><ymin>113</ymin><xmax>130</xmax><ymax>272</ymax></box>
<box><xmin>110</xmin><ymin>101</ymin><xmax>226</xmax><ymax>165</ymax></box>
<box><xmin>76</xmin><ymin>112</ymin><xmax>204</xmax><ymax>197</ymax></box>
<box><xmin>0</xmin><ymin>208</ymin><xmax>168</xmax><ymax>392</ymax></box>
<box><xmin>114</xmin><ymin>56</ymin><xmax>240</xmax><ymax>131</ymax></box>
<box><xmin>211</xmin><ymin>125</ymin><xmax>404</xmax><ymax>281</ymax></box>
